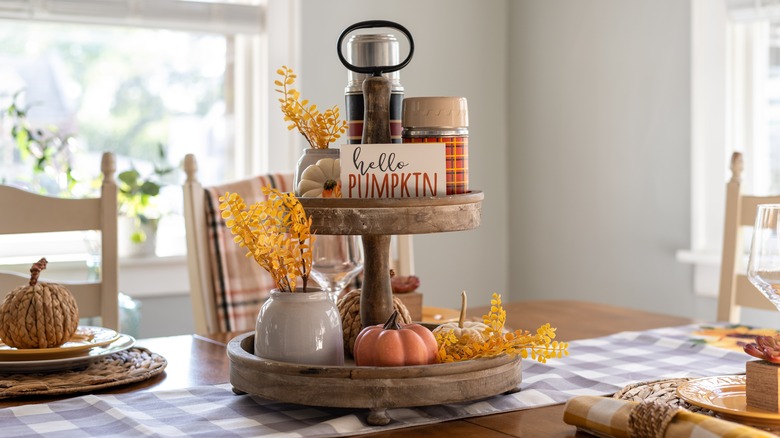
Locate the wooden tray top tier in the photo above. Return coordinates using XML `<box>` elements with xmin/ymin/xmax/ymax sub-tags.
<box><xmin>298</xmin><ymin>191</ymin><xmax>483</xmax><ymax>236</ymax></box>
<box><xmin>299</xmin><ymin>192</ymin><xmax>484</xmax><ymax>327</ymax></box>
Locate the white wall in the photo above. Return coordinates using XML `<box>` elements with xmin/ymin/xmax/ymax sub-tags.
<box><xmin>297</xmin><ymin>0</ymin><xmax>510</xmax><ymax>309</ymax></box>
<box><xmin>507</xmin><ymin>1</ymin><xmax>695</xmax><ymax>316</ymax></box>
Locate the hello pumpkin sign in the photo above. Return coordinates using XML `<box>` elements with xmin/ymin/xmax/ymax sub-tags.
<box><xmin>340</xmin><ymin>143</ymin><xmax>446</xmax><ymax>199</ymax></box>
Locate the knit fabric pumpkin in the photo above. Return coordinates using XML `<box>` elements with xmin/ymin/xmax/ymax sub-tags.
<box><xmin>337</xmin><ymin>289</ymin><xmax>412</xmax><ymax>357</ymax></box>
<box><xmin>0</xmin><ymin>258</ymin><xmax>79</xmax><ymax>349</ymax></box>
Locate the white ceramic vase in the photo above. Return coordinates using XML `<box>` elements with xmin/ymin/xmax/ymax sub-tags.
<box><xmin>254</xmin><ymin>288</ymin><xmax>345</xmax><ymax>366</ymax></box>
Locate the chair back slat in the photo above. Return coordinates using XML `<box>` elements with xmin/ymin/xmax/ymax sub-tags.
<box><xmin>0</xmin><ymin>152</ymin><xmax>119</xmax><ymax>330</ymax></box>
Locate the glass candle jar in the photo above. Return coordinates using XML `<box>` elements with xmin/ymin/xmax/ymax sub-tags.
<box><xmin>402</xmin><ymin>96</ymin><xmax>469</xmax><ymax>195</ymax></box>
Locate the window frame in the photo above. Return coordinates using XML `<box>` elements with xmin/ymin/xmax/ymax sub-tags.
<box><xmin>0</xmin><ymin>0</ymin><xmax>302</xmax><ymax>267</ymax></box>
<box><xmin>680</xmin><ymin>1</ymin><xmax>779</xmax><ymax>298</ymax></box>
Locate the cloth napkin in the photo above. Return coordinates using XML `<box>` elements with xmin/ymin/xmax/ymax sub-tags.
<box><xmin>562</xmin><ymin>395</ymin><xmax>778</xmax><ymax>438</ymax></box>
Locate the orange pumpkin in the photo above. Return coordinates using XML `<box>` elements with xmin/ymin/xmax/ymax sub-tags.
<box><xmin>353</xmin><ymin>310</ymin><xmax>439</xmax><ymax>366</ymax></box>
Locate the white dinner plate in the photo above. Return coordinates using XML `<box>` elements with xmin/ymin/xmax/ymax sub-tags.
<box><xmin>0</xmin><ymin>334</ymin><xmax>136</xmax><ymax>373</ymax></box>
<box><xmin>0</xmin><ymin>326</ymin><xmax>121</xmax><ymax>360</ymax></box>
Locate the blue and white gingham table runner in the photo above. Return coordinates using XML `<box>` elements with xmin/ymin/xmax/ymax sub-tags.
<box><xmin>0</xmin><ymin>324</ymin><xmax>756</xmax><ymax>437</ymax></box>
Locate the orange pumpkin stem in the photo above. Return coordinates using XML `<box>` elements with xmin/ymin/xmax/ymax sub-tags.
<box><xmin>29</xmin><ymin>257</ymin><xmax>48</xmax><ymax>286</ymax></box>
<box><xmin>383</xmin><ymin>310</ymin><xmax>402</xmax><ymax>330</ymax></box>
<box><xmin>323</xmin><ymin>179</ymin><xmax>338</xmax><ymax>191</ymax></box>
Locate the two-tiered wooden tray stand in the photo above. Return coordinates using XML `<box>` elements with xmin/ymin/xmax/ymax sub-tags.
<box><xmin>227</xmin><ymin>191</ymin><xmax>523</xmax><ymax>425</ymax></box>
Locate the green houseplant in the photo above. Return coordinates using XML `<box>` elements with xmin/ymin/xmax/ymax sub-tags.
<box><xmin>3</xmin><ymin>90</ymin><xmax>77</xmax><ymax>196</ymax></box>
<box><xmin>117</xmin><ymin>143</ymin><xmax>175</xmax><ymax>249</ymax></box>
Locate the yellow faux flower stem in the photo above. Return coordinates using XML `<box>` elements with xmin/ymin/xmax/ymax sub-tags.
<box><xmin>219</xmin><ymin>188</ymin><xmax>314</xmax><ymax>293</ymax></box>
<box><xmin>435</xmin><ymin>292</ymin><xmax>569</xmax><ymax>363</ymax></box>
<box><xmin>276</xmin><ymin>65</ymin><xmax>346</xmax><ymax>150</ymax></box>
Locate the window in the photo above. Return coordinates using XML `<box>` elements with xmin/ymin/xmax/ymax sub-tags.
<box><xmin>0</xmin><ymin>21</ymin><xmax>230</xmax><ymax>257</ymax></box>
<box><xmin>0</xmin><ymin>0</ymin><xmax>283</xmax><ymax>262</ymax></box>
<box><xmin>681</xmin><ymin>1</ymin><xmax>780</xmax><ymax>298</ymax></box>
<box><xmin>728</xmin><ymin>20</ymin><xmax>780</xmax><ymax>196</ymax></box>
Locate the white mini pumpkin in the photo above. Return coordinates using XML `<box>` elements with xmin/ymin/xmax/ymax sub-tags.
<box><xmin>297</xmin><ymin>158</ymin><xmax>341</xmax><ymax>198</ymax></box>
<box><xmin>432</xmin><ymin>291</ymin><xmax>489</xmax><ymax>343</ymax></box>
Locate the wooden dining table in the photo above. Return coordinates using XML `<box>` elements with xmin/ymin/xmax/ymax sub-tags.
<box><xmin>0</xmin><ymin>300</ymin><xmax>694</xmax><ymax>437</ymax></box>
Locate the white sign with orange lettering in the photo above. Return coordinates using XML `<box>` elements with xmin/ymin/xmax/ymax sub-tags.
<box><xmin>340</xmin><ymin>143</ymin><xmax>446</xmax><ymax>199</ymax></box>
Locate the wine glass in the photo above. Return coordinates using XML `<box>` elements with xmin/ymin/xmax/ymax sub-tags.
<box><xmin>747</xmin><ymin>204</ymin><xmax>780</xmax><ymax>310</ymax></box>
<box><xmin>310</xmin><ymin>235</ymin><xmax>364</xmax><ymax>302</ymax></box>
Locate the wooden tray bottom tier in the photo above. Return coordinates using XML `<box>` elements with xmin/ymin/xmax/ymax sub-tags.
<box><xmin>227</xmin><ymin>332</ymin><xmax>522</xmax><ymax>424</ymax></box>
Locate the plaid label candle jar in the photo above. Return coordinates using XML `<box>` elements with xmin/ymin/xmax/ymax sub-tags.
<box><xmin>402</xmin><ymin>97</ymin><xmax>469</xmax><ymax>195</ymax></box>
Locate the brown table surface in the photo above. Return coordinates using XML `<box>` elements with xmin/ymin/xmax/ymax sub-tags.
<box><xmin>0</xmin><ymin>300</ymin><xmax>694</xmax><ymax>437</ymax></box>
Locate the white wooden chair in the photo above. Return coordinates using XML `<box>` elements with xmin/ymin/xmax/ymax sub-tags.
<box><xmin>0</xmin><ymin>152</ymin><xmax>120</xmax><ymax>330</ymax></box>
<box><xmin>717</xmin><ymin>151</ymin><xmax>780</xmax><ymax>323</ymax></box>
<box><xmin>183</xmin><ymin>153</ymin><xmax>295</xmax><ymax>335</ymax></box>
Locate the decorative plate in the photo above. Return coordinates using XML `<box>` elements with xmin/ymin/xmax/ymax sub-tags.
<box><xmin>677</xmin><ymin>375</ymin><xmax>780</xmax><ymax>429</ymax></box>
<box><xmin>0</xmin><ymin>326</ymin><xmax>121</xmax><ymax>360</ymax></box>
<box><xmin>0</xmin><ymin>334</ymin><xmax>136</xmax><ymax>373</ymax></box>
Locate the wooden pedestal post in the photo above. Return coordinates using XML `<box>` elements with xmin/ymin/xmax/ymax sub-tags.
<box><xmin>746</xmin><ymin>360</ymin><xmax>780</xmax><ymax>412</ymax></box>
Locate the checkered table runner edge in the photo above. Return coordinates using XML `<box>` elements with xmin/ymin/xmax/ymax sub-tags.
<box><xmin>0</xmin><ymin>324</ymin><xmax>754</xmax><ymax>437</ymax></box>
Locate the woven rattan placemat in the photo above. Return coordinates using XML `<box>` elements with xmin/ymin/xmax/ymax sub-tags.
<box><xmin>0</xmin><ymin>347</ymin><xmax>167</xmax><ymax>398</ymax></box>
<box><xmin>613</xmin><ymin>377</ymin><xmax>715</xmax><ymax>416</ymax></box>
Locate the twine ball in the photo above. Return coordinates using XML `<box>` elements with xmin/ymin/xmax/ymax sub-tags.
<box><xmin>337</xmin><ymin>289</ymin><xmax>412</xmax><ymax>357</ymax></box>
<box><xmin>0</xmin><ymin>258</ymin><xmax>79</xmax><ymax>349</ymax></box>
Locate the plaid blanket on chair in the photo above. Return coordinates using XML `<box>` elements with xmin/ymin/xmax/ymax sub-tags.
<box><xmin>203</xmin><ymin>173</ymin><xmax>293</xmax><ymax>332</ymax></box>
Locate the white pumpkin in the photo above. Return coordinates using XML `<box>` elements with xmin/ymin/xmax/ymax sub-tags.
<box><xmin>432</xmin><ymin>291</ymin><xmax>489</xmax><ymax>343</ymax></box>
<box><xmin>297</xmin><ymin>158</ymin><xmax>341</xmax><ymax>198</ymax></box>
